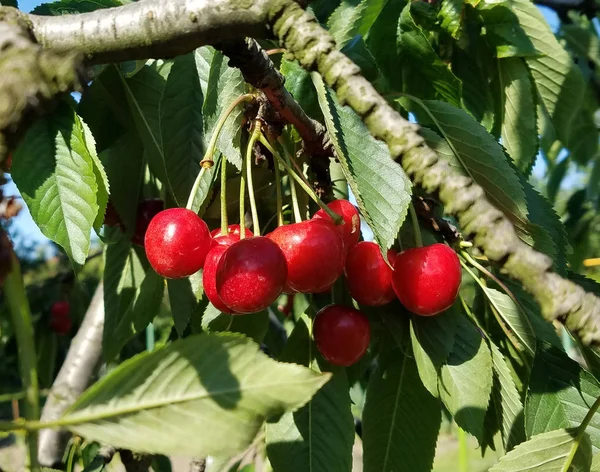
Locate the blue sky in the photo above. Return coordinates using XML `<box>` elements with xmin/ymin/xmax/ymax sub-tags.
<box><xmin>5</xmin><ymin>1</ymin><xmax>572</xmax><ymax>249</ymax></box>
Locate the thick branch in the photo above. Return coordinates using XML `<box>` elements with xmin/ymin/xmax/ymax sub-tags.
<box><xmin>28</xmin><ymin>0</ymin><xmax>273</xmax><ymax>64</ymax></box>
<box><xmin>269</xmin><ymin>0</ymin><xmax>600</xmax><ymax>345</ymax></box>
<box><xmin>38</xmin><ymin>282</ymin><xmax>105</xmax><ymax>467</ymax></box>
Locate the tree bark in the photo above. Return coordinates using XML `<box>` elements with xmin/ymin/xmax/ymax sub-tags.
<box><xmin>38</xmin><ymin>282</ymin><xmax>105</xmax><ymax>467</ymax></box>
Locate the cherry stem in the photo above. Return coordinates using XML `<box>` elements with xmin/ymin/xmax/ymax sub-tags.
<box><xmin>185</xmin><ymin>166</ymin><xmax>207</xmax><ymax>210</ymax></box>
<box><xmin>262</xmin><ymin>134</ymin><xmax>343</xmax><ymax>225</ymax></box>
<box><xmin>408</xmin><ymin>202</ymin><xmax>423</xmax><ymax>248</ymax></box>
<box><xmin>273</xmin><ymin>152</ymin><xmax>284</xmax><ymax>227</ymax></box>
<box><xmin>278</xmin><ymin>136</ymin><xmax>302</xmax><ymax>222</ymax></box>
<box><xmin>220</xmin><ymin>156</ymin><xmax>228</xmax><ymax>236</ymax></box>
<box><xmin>247</xmin><ymin>122</ymin><xmax>262</xmax><ymax>235</ymax></box>
<box><xmin>239</xmin><ymin>158</ymin><xmax>247</xmax><ymax>240</ymax></box>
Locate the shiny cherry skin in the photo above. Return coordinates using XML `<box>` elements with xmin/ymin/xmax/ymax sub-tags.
<box><xmin>145</xmin><ymin>208</ymin><xmax>211</xmax><ymax>279</ymax></box>
<box><xmin>50</xmin><ymin>301</ymin><xmax>72</xmax><ymax>335</ymax></box>
<box><xmin>313</xmin><ymin>199</ymin><xmax>360</xmax><ymax>251</ymax></box>
<box><xmin>216</xmin><ymin>237</ymin><xmax>287</xmax><ymax>314</ymax></box>
<box><xmin>132</xmin><ymin>199</ymin><xmax>165</xmax><ymax>246</ymax></box>
<box><xmin>313</xmin><ymin>304</ymin><xmax>371</xmax><ymax>366</ymax></box>
<box><xmin>392</xmin><ymin>243</ymin><xmax>461</xmax><ymax>316</ymax></box>
<box><xmin>203</xmin><ymin>244</ymin><xmax>234</xmax><ymax>313</ymax></box>
<box><xmin>345</xmin><ymin>241</ymin><xmax>397</xmax><ymax>306</ymax></box>
<box><xmin>210</xmin><ymin>225</ymin><xmax>254</xmax><ymax>247</ymax></box>
<box><xmin>268</xmin><ymin>219</ymin><xmax>345</xmax><ymax>293</ymax></box>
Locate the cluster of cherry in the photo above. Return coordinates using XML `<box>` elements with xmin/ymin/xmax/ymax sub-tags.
<box><xmin>137</xmin><ymin>199</ymin><xmax>462</xmax><ymax>367</ymax></box>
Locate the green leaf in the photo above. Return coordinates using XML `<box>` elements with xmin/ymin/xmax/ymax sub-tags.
<box><xmin>478</xmin><ymin>5</ymin><xmax>539</xmax><ymax>58</ymax></box>
<box><xmin>563</xmin><ymin>23</ymin><xmax>600</xmax><ymax>70</ymax></box>
<box><xmin>281</xmin><ymin>58</ymin><xmax>323</xmax><ymax>122</ymax></box>
<box><xmin>167</xmin><ymin>273</ymin><xmax>203</xmax><ymax>336</ymax></box>
<box><xmin>202</xmin><ymin>303</ymin><xmax>269</xmax><ymax>345</ymax></box>
<box><xmin>120</xmin><ymin>65</ymin><xmax>172</xmax><ymax>193</ymax></box>
<box><xmin>99</xmin><ymin>132</ymin><xmax>145</xmax><ymax>233</ymax></box>
<box><xmin>410</xmin><ymin>304</ymin><xmax>461</xmax><ymax>397</ymax></box>
<box><xmin>593</xmin><ymin>453</ymin><xmax>600</xmax><ymax>471</ymax></box>
<box><xmin>32</xmin><ymin>0</ymin><xmax>120</xmax><ymax>15</ymax></box>
<box><xmin>489</xmin><ymin>340</ymin><xmax>525</xmax><ymax>450</ymax></box>
<box><xmin>439</xmin><ymin>316</ymin><xmax>493</xmax><ymax>444</ymax></box>
<box><xmin>362</xmin><ymin>348</ymin><xmax>441</xmax><ymax>472</ymax></box>
<box><xmin>103</xmin><ymin>238</ymin><xmax>164</xmax><ymax>360</ymax></box>
<box><xmin>81</xmin><ymin>119</ymin><xmax>110</xmax><ymax>233</ymax></box>
<box><xmin>439</xmin><ymin>0</ymin><xmax>464</xmax><ymax>39</ymax></box>
<box><xmin>196</xmin><ymin>47</ymin><xmax>246</xmax><ymax>170</ymax></box>
<box><xmin>489</xmin><ymin>428</ymin><xmax>592</xmax><ymax>471</ymax></box>
<box><xmin>266</xmin><ymin>317</ymin><xmax>354</xmax><ymax>472</ymax></box>
<box><xmin>397</xmin><ymin>3</ymin><xmax>462</xmax><ymax>106</ymax></box>
<box><xmin>547</xmin><ymin>157</ymin><xmax>569</xmax><ymax>204</ymax></box>
<box><xmin>498</xmin><ymin>58</ymin><xmax>538</xmax><ymax>176</ymax></box>
<box><xmin>0</xmin><ymin>0</ymin><xmax>17</xmax><ymax>7</ymax></box>
<box><xmin>510</xmin><ymin>0</ymin><xmax>586</xmax><ymax>147</ymax></box>
<box><xmin>60</xmin><ymin>333</ymin><xmax>330</xmax><ymax>458</ymax></box>
<box><xmin>327</xmin><ymin>0</ymin><xmax>386</xmax><ymax>48</ymax></box>
<box><xmin>12</xmin><ymin>102</ymin><xmax>99</xmax><ymax>265</ymax></box>
<box><xmin>413</xmin><ymin>100</ymin><xmax>528</xmax><ymax>227</ymax></box>
<box><xmin>482</xmin><ymin>287</ymin><xmax>535</xmax><ymax>356</ymax></box>
<box><xmin>160</xmin><ymin>53</ymin><xmax>206</xmax><ymax>206</ymax></box>
<box><xmin>313</xmin><ymin>73</ymin><xmax>412</xmax><ymax>251</ymax></box>
<box><xmin>527</xmin><ymin>344</ymin><xmax>600</xmax><ymax>453</ymax></box>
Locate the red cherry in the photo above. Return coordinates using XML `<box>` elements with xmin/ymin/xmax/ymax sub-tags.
<box><xmin>345</xmin><ymin>242</ymin><xmax>397</xmax><ymax>306</ymax></box>
<box><xmin>313</xmin><ymin>304</ymin><xmax>370</xmax><ymax>366</ymax></box>
<box><xmin>145</xmin><ymin>208</ymin><xmax>211</xmax><ymax>279</ymax></box>
<box><xmin>103</xmin><ymin>201</ymin><xmax>122</xmax><ymax>228</ymax></box>
<box><xmin>267</xmin><ymin>219</ymin><xmax>345</xmax><ymax>293</ymax></box>
<box><xmin>313</xmin><ymin>199</ymin><xmax>360</xmax><ymax>250</ymax></box>
<box><xmin>132</xmin><ymin>199</ymin><xmax>165</xmax><ymax>246</ymax></box>
<box><xmin>51</xmin><ymin>301</ymin><xmax>70</xmax><ymax>319</ymax></box>
<box><xmin>216</xmin><ymin>236</ymin><xmax>287</xmax><ymax>314</ymax></box>
<box><xmin>203</xmin><ymin>244</ymin><xmax>235</xmax><ymax>314</ymax></box>
<box><xmin>392</xmin><ymin>243</ymin><xmax>461</xmax><ymax>316</ymax></box>
<box><xmin>210</xmin><ymin>224</ymin><xmax>254</xmax><ymax>241</ymax></box>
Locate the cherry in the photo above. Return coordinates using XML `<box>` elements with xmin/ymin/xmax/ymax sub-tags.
<box><xmin>50</xmin><ymin>301</ymin><xmax>71</xmax><ymax>335</ymax></box>
<box><xmin>392</xmin><ymin>243</ymin><xmax>461</xmax><ymax>316</ymax></box>
<box><xmin>210</xmin><ymin>225</ymin><xmax>254</xmax><ymax>247</ymax></box>
<box><xmin>267</xmin><ymin>219</ymin><xmax>345</xmax><ymax>293</ymax></box>
<box><xmin>203</xmin><ymin>244</ymin><xmax>235</xmax><ymax>314</ymax></box>
<box><xmin>216</xmin><ymin>237</ymin><xmax>287</xmax><ymax>314</ymax></box>
<box><xmin>103</xmin><ymin>201</ymin><xmax>122</xmax><ymax>228</ymax></box>
<box><xmin>345</xmin><ymin>241</ymin><xmax>397</xmax><ymax>306</ymax></box>
<box><xmin>132</xmin><ymin>199</ymin><xmax>165</xmax><ymax>246</ymax></box>
<box><xmin>145</xmin><ymin>208</ymin><xmax>211</xmax><ymax>279</ymax></box>
<box><xmin>313</xmin><ymin>304</ymin><xmax>370</xmax><ymax>366</ymax></box>
<box><xmin>313</xmin><ymin>199</ymin><xmax>360</xmax><ymax>251</ymax></box>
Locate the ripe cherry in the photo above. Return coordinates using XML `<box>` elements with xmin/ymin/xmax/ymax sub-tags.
<box><xmin>203</xmin><ymin>243</ymin><xmax>236</xmax><ymax>314</ymax></box>
<box><xmin>392</xmin><ymin>243</ymin><xmax>461</xmax><ymax>316</ymax></box>
<box><xmin>210</xmin><ymin>225</ymin><xmax>254</xmax><ymax>247</ymax></box>
<box><xmin>313</xmin><ymin>304</ymin><xmax>370</xmax><ymax>366</ymax></box>
<box><xmin>313</xmin><ymin>199</ymin><xmax>360</xmax><ymax>250</ymax></box>
<box><xmin>268</xmin><ymin>219</ymin><xmax>345</xmax><ymax>293</ymax></box>
<box><xmin>132</xmin><ymin>199</ymin><xmax>165</xmax><ymax>246</ymax></box>
<box><xmin>145</xmin><ymin>208</ymin><xmax>211</xmax><ymax>279</ymax></box>
<box><xmin>345</xmin><ymin>241</ymin><xmax>397</xmax><ymax>306</ymax></box>
<box><xmin>103</xmin><ymin>201</ymin><xmax>122</xmax><ymax>228</ymax></box>
<box><xmin>216</xmin><ymin>237</ymin><xmax>287</xmax><ymax>314</ymax></box>
<box><xmin>50</xmin><ymin>301</ymin><xmax>72</xmax><ymax>335</ymax></box>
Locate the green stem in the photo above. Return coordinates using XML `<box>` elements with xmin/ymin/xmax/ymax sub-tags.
<box><xmin>246</xmin><ymin>123</ymin><xmax>262</xmax><ymax>235</ymax></box>
<box><xmin>457</xmin><ymin>426</ymin><xmax>468</xmax><ymax>472</ymax></box>
<box><xmin>66</xmin><ymin>440</ymin><xmax>77</xmax><ymax>472</ymax></box>
<box><xmin>220</xmin><ymin>155</ymin><xmax>228</xmax><ymax>235</ymax></box>
<box><xmin>203</xmin><ymin>93</ymin><xmax>254</xmax><ymax>168</ymax></box>
<box><xmin>274</xmin><ymin>155</ymin><xmax>284</xmax><ymax>227</ymax></box>
<box><xmin>145</xmin><ymin>323</ymin><xmax>155</xmax><ymax>351</ymax></box>
<box><xmin>5</xmin><ymin>250</ymin><xmax>40</xmax><ymax>472</ymax></box>
<box><xmin>239</xmin><ymin>155</ymin><xmax>247</xmax><ymax>240</ymax></box>
<box><xmin>0</xmin><ymin>390</ymin><xmax>49</xmax><ymax>404</ymax></box>
<box><xmin>409</xmin><ymin>202</ymin><xmax>423</xmax><ymax>248</ymax></box>
<box><xmin>262</xmin><ymin>134</ymin><xmax>342</xmax><ymax>224</ymax></box>
<box><xmin>278</xmin><ymin>136</ymin><xmax>302</xmax><ymax>222</ymax></box>
<box><xmin>185</xmin><ymin>166</ymin><xmax>207</xmax><ymax>210</ymax></box>
<box><xmin>561</xmin><ymin>394</ymin><xmax>600</xmax><ymax>472</ymax></box>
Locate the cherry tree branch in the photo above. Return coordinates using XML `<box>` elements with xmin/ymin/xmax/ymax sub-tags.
<box><xmin>38</xmin><ymin>282</ymin><xmax>105</xmax><ymax>467</ymax></box>
<box><xmin>268</xmin><ymin>0</ymin><xmax>600</xmax><ymax>345</ymax></box>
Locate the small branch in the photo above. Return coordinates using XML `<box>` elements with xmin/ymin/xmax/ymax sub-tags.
<box><xmin>27</xmin><ymin>0</ymin><xmax>273</xmax><ymax>64</ymax></box>
<box><xmin>38</xmin><ymin>282</ymin><xmax>105</xmax><ymax>467</ymax></box>
<box><xmin>412</xmin><ymin>196</ymin><xmax>461</xmax><ymax>244</ymax></box>
<box><xmin>269</xmin><ymin>0</ymin><xmax>600</xmax><ymax>345</ymax></box>
<box><xmin>189</xmin><ymin>458</ymin><xmax>206</xmax><ymax>472</ymax></box>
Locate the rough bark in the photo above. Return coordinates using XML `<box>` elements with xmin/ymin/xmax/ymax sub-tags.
<box><xmin>268</xmin><ymin>0</ymin><xmax>600</xmax><ymax>344</ymax></box>
<box><xmin>38</xmin><ymin>282</ymin><xmax>105</xmax><ymax>467</ymax></box>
